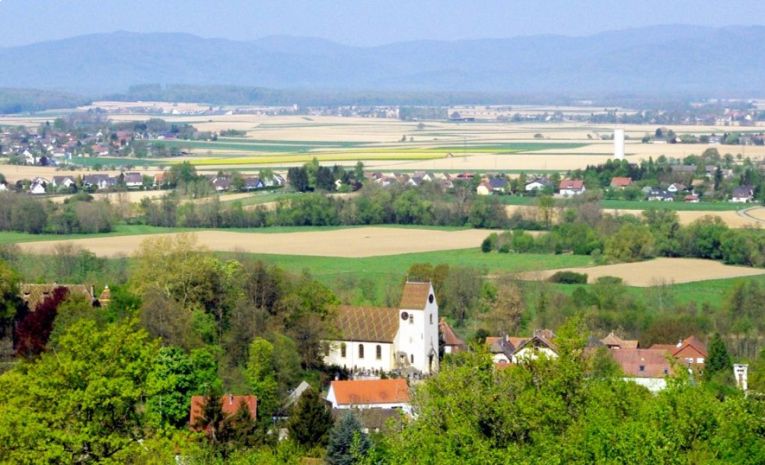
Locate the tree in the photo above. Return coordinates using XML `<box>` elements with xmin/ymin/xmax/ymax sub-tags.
<box><xmin>604</xmin><ymin>223</ymin><xmax>655</xmax><ymax>262</ymax></box>
<box><xmin>287</xmin><ymin>387</ymin><xmax>333</xmax><ymax>448</ymax></box>
<box><xmin>14</xmin><ymin>286</ymin><xmax>68</xmax><ymax>357</ymax></box>
<box><xmin>442</xmin><ymin>267</ymin><xmax>482</xmax><ymax>326</ymax></box>
<box><xmin>0</xmin><ymin>260</ymin><xmax>21</xmax><ymax>336</ymax></box>
<box><xmin>287</xmin><ymin>167</ymin><xmax>310</xmax><ymax>192</ymax></box>
<box><xmin>246</xmin><ymin>338</ymin><xmax>279</xmax><ymax>420</ymax></box>
<box><xmin>0</xmin><ymin>318</ymin><xmax>159</xmax><ymax>463</ymax></box>
<box><xmin>705</xmin><ymin>333</ymin><xmax>732</xmax><ymax>382</ymax></box>
<box><xmin>326</xmin><ymin>412</ymin><xmax>369</xmax><ymax>465</ymax></box>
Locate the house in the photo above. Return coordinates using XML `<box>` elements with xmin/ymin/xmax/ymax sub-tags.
<box><xmin>212</xmin><ymin>176</ymin><xmax>231</xmax><ymax>192</ymax></box>
<box><xmin>189</xmin><ymin>394</ymin><xmax>257</xmax><ymax>429</ymax></box>
<box><xmin>525</xmin><ymin>177</ymin><xmax>552</xmax><ymax>192</ymax></box>
<box><xmin>559</xmin><ymin>179</ymin><xmax>585</xmax><ymax>197</ymax></box>
<box><xmin>29</xmin><ymin>177</ymin><xmax>48</xmax><ymax>195</ymax></box>
<box><xmin>610</xmin><ymin>177</ymin><xmax>633</xmax><ymax>189</ymax></box>
<box><xmin>650</xmin><ymin>335</ymin><xmax>707</xmax><ymax>368</ymax></box>
<box><xmin>610</xmin><ymin>348</ymin><xmax>672</xmax><ymax>393</ymax></box>
<box><xmin>326</xmin><ymin>379</ymin><xmax>410</xmax><ymax>411</ymax></box>
<box><xmin>243</xmin><ymin>177</ymin><xmax>263</xmax><ymax>191</ymax></box>
<box><xmin>667</xmin><ymin>183</ymin><xmax>687</xmax><ymax>194</ymax></box>
<box><xmin>52</xmin><ymin>176</ymin><xmax>76</xmax><ymax>189</ymax></box>
<box><xmin>731</xmin><ymin>186</ymin><xmax>754</xmax><ymax>203</ymax></box>
<box><xmin>323</xmin><ymin>281</ymin><xmax>440</xmax><ymax>376</ymax></box>
<box><xmin>487</xmin><ymin>336</ymin><xmax>513</xmax><ymax>364</ymax></box>
<box><xmin>488</xmin><ymin>177</ymin><xmax>509</xmax><ymax>193</ymax></box>
<box><xmin>476</xmin><ymin>181</ymin><xmax>492</xmax><ymax>196</ymax></box>
<box><xmin>123</xmin><ymin>172</ymin><xmax>143</xmax><ymax>189</ymax></box>
<box><xmin>601</xmin><ymin>331</ymin><xmax>638</xmax><ymax>349</ymax></box>
<box><xmin>439</xmin><ymin>318</ymin><xmax>466</xmax><ymax>354</ymax></box>
<box><xmin>510</xmin><ymin>330</ymin><xmax>558</xmax><ymax>363</ymax></box>
<box><xmin>647</xmin><ymin>188</ymin><xmax>673</xmax><ymax>202</ymax></box>
<box><xmin>684</xmin><ymin>194</ymin><xmax>700</xmax><ymax>203</ymax></box>
<box><xmin>82</xmin><ymin>174</ymin><xmax>116</xmax><ymax>190</ymax></box>
<box><xmin>487</xmin><ymin>329</ymin><xmax>559</xmax><ymax>365</ymax></box>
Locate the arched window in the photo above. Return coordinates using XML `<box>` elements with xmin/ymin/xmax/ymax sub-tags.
<box><xmin>340</xmin><ymin>343</ymin><xmax>346</xmax><ymax>358</ymax></box>
<box><xmin>429</xmin><ymin>313</ymin><xmax>433</xmax><ymax>324</ymax></box>
<box><xmin>410</xmin><ymin>354</ymin><xmax>414</xmax><ymax>364</ymax></box>
<box><xmin>359</xmin><ymin>344</ymin><xmax>365</xmax><ymax>359</ymax></box>
<box><xmin>376</xmin><ymin>345</ymin><xmax>382</xmax><ymax>360</ymax></box>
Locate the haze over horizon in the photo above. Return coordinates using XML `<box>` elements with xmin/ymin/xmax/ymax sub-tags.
<box><xmin>2</xmin><ymin>0</ymin><xmax>765</xmax><ymax>47</ymax></box>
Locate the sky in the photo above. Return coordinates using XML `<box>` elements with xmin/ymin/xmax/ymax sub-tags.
<box><xmin>1</xmin><ymin>0</ymin><xmax>764</xmax><ymax>47</ymax></box>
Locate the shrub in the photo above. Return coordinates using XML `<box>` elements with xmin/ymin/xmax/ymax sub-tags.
<box><xmin>548</xmin><ymin>271</ymin><xmax>588</xmax><ymax>284</ymax></box>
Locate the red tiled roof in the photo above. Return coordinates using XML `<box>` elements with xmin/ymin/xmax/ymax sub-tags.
<box><xmin>601</xmin><ymin>331</ymin><xmax>639</xmax><ymax>349</ymax></box>
<box><xmin>610</xmin><ymin>177</ymin><xmax>633</xmax><ymax>187</ymax></box>
<box><xmin>611</xmin><ymin>348</ymin><xmax>672</xmax><ymax>378</ymax></box>
<box><xmin>189</xmin><ymin>394</ymin><xmax>257</xmax><ymax>428</ymax></box>
<box><xmin>330</xmin><ymin>379</ymin><xmax>410</xmax><ymax>406</ymax></box>
<box><xmin>399</xmin><ymin>282</ymin><xmax>432</xmax><ymax>309</ymax></box>
<box><xmin>559</xmin><ymin>179</ymin><xmax>584</xmax><ymax>189</ymax></box>
<box><xmin>674</xmin><ymin>336</ymin><xmax>707</xmax><ymax>358</ymax></box>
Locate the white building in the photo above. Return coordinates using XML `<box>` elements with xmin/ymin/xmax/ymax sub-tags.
<box><xmin>614</xmin><ymin>128</ymin><xmax>625</xmax><ymax>160</ymax></box>
<box><xmin>323</xmin><ymin>282</ymin><xmax>440</xmax><ymax>376</ymax></box>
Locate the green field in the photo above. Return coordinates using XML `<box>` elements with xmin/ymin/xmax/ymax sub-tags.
<box><xmin>67</xmin><ymin>157</ymin><xmax>162</xmax><ymax>168</ymax></box>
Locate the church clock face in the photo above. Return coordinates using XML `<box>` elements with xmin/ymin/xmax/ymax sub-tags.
<box><xmin>401</xmin><ymin>311</ymin><xmax>409</xmax><ymax>321</ymax></box>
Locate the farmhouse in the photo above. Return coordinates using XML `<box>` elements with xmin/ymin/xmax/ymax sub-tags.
<box><xmin>323</xmin><ymin>281</ymin><xmax>440</xmax><ymax>376</ymax></box>
<box><xmin>476</xmin><ymin>181</ymin><xmax>492</xmax><ymax>196</ymax></box>
<box><xmin>123</xmin><ymin>172</ymin><xmax>143</xmax><ymax>189</ymax></box>
<box><xmin>559</xmin><ymin>179</ymin><xmax>585</xmax><ymax>197</ymax></box>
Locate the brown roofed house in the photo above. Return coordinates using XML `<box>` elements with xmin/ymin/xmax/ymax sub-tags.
<box><xmin>610</xmin><ymin>177</ymin><xmax>633</xmax><ymax>188</ymax></box>
<box><xmin>601</xmin><ymin>331</ymin><xmax>639</xmax><ymax>349</ymax></box>
<box><xmin>20</xmin><ymin>283</ymin><xmax>94</xmax><ymax>311</ymax></box>
<box><xmin>439</xmin><ymin>318</ymin><xmax>466</xmax><ymax>354</ymax></box>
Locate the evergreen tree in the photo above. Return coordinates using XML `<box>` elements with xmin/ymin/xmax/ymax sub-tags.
<box><xmin>287</xmin><ymin>387</ymin><xmax>333</xmax><ymax>448</ymax></box>
<box><xmin>705</xmin><ymin>333</ymin><xmax>732</xmax><ymax>381</ymax></box>
<box><xmin>326</xmin><ymin>412</ymin><xmax>369</xmax><ymax>465</ymax></box>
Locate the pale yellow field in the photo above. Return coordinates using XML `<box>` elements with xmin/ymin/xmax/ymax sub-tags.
<box><xmin>517</xmin><ymin>257</ymin><xmax>765</xmax><ymax>287</ymax></box>
<box><xmin>17</xmin><ymin>227</ymin><xmax>495</xmax><ymax>258</ymax></box>
<box><xmin>504</xmin><ymin>205</ymin><xmax>765</xmax><ymax>228</ymax></box>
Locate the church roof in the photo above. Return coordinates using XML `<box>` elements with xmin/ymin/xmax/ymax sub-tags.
<box><xmin>20</xmin><ymin>283</ymin><xmax>93</xmax><ymax>310</ymax></box>
<box><xmin>399</xmin><ymin>281</ymin><xmax>432</xmax><ymax>309</ymax></box>
<box><xmin>335</xmin><ymin>305</ymin><xmax>400</xmax><ymax>343</ymax></box>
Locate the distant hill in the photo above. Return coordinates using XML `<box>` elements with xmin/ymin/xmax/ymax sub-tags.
<box><xmin>0</xmin><ymin>25</ymin><xmax>763</xmax><ymax>97</ymax></box>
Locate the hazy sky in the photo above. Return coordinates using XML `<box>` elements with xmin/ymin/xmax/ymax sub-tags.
<box><xmin>1</xmin><ymin>0</ymin><xmax>765</xmax><ymax>47</ymax></box>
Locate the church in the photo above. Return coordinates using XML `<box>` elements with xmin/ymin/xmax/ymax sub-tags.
<box><xmin>323</xmin><ymin>281</ymin><xmax>440</xmax><ymax>376</ymax></box>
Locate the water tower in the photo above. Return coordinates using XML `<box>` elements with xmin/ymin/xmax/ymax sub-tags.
<box><xmin>614</xmin><ymin>128</ymin><xmax>625</xmax><ymax>160</ymax></box>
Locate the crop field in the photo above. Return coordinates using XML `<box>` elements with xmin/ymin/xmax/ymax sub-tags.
<box><xmin>16</xmin><ymin>226</ymin><xmax>499</xmax><ymax>258</ymax></box>
<box><xmin>517</xmin><ymin>258</ymin><xmax>765</xmax><ymax>286</ymax></box>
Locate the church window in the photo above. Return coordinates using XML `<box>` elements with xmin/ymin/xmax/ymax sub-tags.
<box><xmin>376</xmin><ymin>345</ymin><xmax>382</xmax><ymax>360</ymax></box>
<box><xmin>359</xmin><ymin>344</ymin><xmax>365</xmax><ymax>359</ymax></box>
<box><xmin>340</xmin><ymin>343</ymin><xmax>346</xmax><ymax>358</ymax></box>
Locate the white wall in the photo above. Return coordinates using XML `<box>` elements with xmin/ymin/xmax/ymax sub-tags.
<box><xmin>614</xmin><ymin>128</ymin><xmax>625</xmax><ymax>159</ymax></box>
<box><xmin>324</xmin><ymin>341</ymin><xmax>394</xmax><ymax>373</ymax></box>
<box><xmin>512</xmin><ymin>346</ymin><xmax>557</xmax><ymax>363</ymax></box>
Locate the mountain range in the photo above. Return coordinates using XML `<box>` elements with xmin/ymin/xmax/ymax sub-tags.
<box><xmin>0</xmin><ymin>25</ymin><xmax>763</xmax><ymax>98</ymax></box>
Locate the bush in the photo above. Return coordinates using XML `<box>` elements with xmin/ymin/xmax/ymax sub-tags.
<box><xmin>548</xmin><ymin>271</ymin><xmax>588</xmax><ymax>284</ymax></box>
<box><xmin>481</xmin><ymin>234</ymin><xmax>497</xmax><ymax>253</ymax></box>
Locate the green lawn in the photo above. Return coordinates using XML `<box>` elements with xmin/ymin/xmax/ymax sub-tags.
<box><xmin>0</xmin><ymin>225</ymin><xmax>195</xmax><ymax>245</ymax></box>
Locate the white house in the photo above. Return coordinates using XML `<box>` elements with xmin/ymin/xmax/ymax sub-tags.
<box><xmin>323</xmin><ymin>282</ymin><xmax>440</xmax><ymax>376</ymax></box>
<box><xmin>326</xmin><ymin>379</ymin><xmax>410</xmax><ymax>411</ymax></box>
<box><xmin>731</xmin><ymin>186</ymin><xmax>754</xmax><ymax>203</ymax></box>
<box><xmin>559</xmin><ymin>179</ymin><xmax>585</xmax><ymax>197</ymax></box>
<box><xmin>29</xmin><ymin>177</ymin><xmax>49</xmax><ymax>195</ymax></box>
